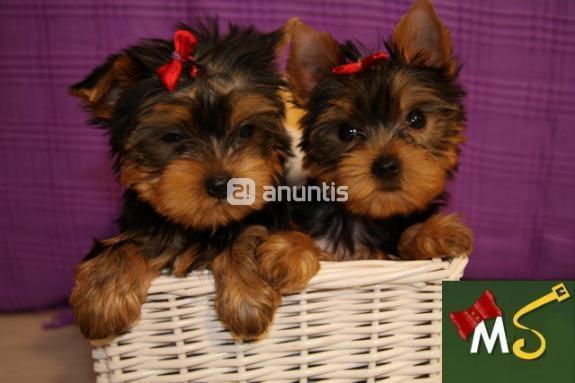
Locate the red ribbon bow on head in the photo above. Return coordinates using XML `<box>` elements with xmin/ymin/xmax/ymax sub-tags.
<box><xmin>449</xmin><ymin>290</ymin><xmax>503</xmax><ymax>341</ymax></box>
<box><xmin>157</xmin><ymin>30</ymin><xmax>199</xmax><ymax>91</ymax></box>
<box><xmin>332</xmin><ymin>51</ymin><xmax>389</xmax><ymax>75</ymax></box>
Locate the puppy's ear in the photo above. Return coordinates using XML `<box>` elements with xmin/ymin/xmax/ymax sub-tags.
<box><xmin>70</xmin><ymin>53</ymin><xmax>143</xmax><ymax>121</ymax></box>
<box><xmin>392</xmin><ymin>0</ymin><xmax>457</xmax><ymax>76</ymax></box>
<box><xmin>286</xmin><ymin>18</ymin><xmax>343</xmax><ymax>106</ymax></box>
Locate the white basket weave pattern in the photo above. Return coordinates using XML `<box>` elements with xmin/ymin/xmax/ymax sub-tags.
<box><xmin>93</xmin><ymin>257</ymin><xmax>467</xmax><ymax>382</ymax></box>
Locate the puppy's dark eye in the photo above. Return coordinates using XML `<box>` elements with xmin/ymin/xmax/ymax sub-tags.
<box><xmin>406</xmin><ymin>109</ymin><xmax>426</xmax><ymax>130</ymax></box>
<box><xmin>162</xmin><ymin>132</ymin><xmax>184</xmax><ymax>143</ymax></box>
<box><xmin>238</xmin><ymin>124</ymin><xmax>255</xmax><ymax>139</ymax></box>
<box><xmin>338</xmin><ymin>124</ymin><xmax>361</xmax><ymax>142</ymax></box>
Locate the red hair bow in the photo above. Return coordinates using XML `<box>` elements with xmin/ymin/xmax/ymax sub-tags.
<box><xmin>449</xmin><ymin>290</ymin><xmax>503</xmax><ymax>341</ymax></box>
<box><xmin>332</xmin><ymin>51</ymin><xmax>389</xmax><ymax>75</ymax></box>
<box><xmin>157</xmin><ymin>30</ymin><xmax>199</xmax><ymax>91</ymax></box>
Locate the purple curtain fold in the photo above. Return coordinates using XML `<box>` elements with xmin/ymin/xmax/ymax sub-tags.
<box><xmin>1</xmin><ymin>0</ymin><xmax>574</xmax><ymax>310</ymax></box>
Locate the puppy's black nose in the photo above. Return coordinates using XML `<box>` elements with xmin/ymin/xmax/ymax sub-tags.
<box><xmin>372</xmin><ymin>155</ymin><xmax>401</xmax><ymax>180</ymax></box>
<box><xmin>205</xmin><ymin>175</ymin><xmax>230</xmax><ymax>199</ymax></box>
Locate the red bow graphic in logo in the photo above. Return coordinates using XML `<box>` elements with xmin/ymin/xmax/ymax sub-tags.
<box><xmin>449</xmin><ymin>290</ymin><xmax>503</xmax><ymax>340</ymax></box>
<box><xmin>157</xmin><ymin>30</ymin><xmax>198</xmax><ymax>91</ymax></box>
<box><xmin>332</xmin><ymin>51</ymin><xmax>389</xmax><ymax>75</ymax></box>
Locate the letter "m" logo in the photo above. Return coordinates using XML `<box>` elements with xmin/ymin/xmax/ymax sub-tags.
<box><xmin>470</xmin><ymin>316</ymin><xmax>509</xmax><ymax>354</ymax></box>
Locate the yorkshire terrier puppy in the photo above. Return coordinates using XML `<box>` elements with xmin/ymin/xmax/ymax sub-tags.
<box><xmin>69</xmin><ymin>22</ymin><xmax>320</xmax><ymax>341</ymax></box>
<box><xmin>286</xmin><ymin>0</ymin><xmax>473</xmax><ymax>261</ymax></box>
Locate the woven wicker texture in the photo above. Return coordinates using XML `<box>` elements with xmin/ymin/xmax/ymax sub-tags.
<box><xmin>93</xmin><ymin>257</ymin><xmax>467</xmax><ymax>382</ymax></box>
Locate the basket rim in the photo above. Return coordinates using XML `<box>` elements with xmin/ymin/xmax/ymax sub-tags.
<box><xmin>148</xmin><ymin>256</ymin><xmax>469</xmax><ymax>294</ymax></box>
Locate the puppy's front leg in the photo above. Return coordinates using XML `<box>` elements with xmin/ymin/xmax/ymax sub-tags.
<box><xmin>212</xmin><ymin>226</ymin><xmax>281</xmax><ymax>340</ymax></box>
<box><xmin>257</xmin><ymin>231</ymin><xmax>321</xmax><ymax>294</ymax></box>
<box><xmin>398</xmin><ymin>213</ymin><xmax>473</xmax><ymax>260</ymax></box>
<box><xmin>70</xmin><ymin>238</ymin><xmax>167</xmax><ymax>340</ymax></box>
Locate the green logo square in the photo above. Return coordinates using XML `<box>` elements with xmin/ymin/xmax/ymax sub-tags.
<box><xmin>442</xmin><ymin>281</ymin><xmax>575</xmax><ymax>383</ymax></box>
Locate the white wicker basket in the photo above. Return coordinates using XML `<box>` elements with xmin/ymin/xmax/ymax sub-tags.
<box><xmin>93</xmin><ymin>257</ymin><xmax>467</xmax><ymax>382</ymax></box>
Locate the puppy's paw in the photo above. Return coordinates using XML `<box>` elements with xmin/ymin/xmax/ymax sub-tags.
<box><xmin>213</xmin><ymin>265</ymin><xmax>280</xmax><ymax>340</ymax></box>
<box><xmin>398</xmin><ymin>214</ymin><xmax>473</xmax><ymax>260</ymax></box>
<box><xmin>212</xmin><ymin>230</ymin><xmax>280</xmax><ymax>341</ymax></box>
<box><xmin>257</xmin><ymin>231</ymin><xmax>321</xmax><ymax>294</ymax></box>
<box><xmin>69</xmin><ymin>244</ymin><xmax>153</xmax><ymax>340</ymax></box>
<box><xmin>232</xmin><ymin>225</ymin><xmax>270</xmax><ymax>256</ymax></box>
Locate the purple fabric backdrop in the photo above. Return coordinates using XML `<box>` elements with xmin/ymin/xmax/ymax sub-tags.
<box><xmin>1</xmin><ymin>0</ymin><xmax>574</xmax><ymax>310</ymax></box>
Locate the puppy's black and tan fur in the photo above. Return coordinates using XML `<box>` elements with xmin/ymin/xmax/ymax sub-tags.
<box><xmin>287</xmin><ymin>0</ymin><xmax>472</xmax><ymax>260</ymax></box>
<box><xmin>70</xmin><ymin>21</ymin><xmax>320</xmax><ymax>341</ymax></box>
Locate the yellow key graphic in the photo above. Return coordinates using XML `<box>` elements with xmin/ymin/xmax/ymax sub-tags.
<box><xmin>512</xmin><ymin>283</ymin><xmax>571</xmax><ymax>360</ymax></box>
